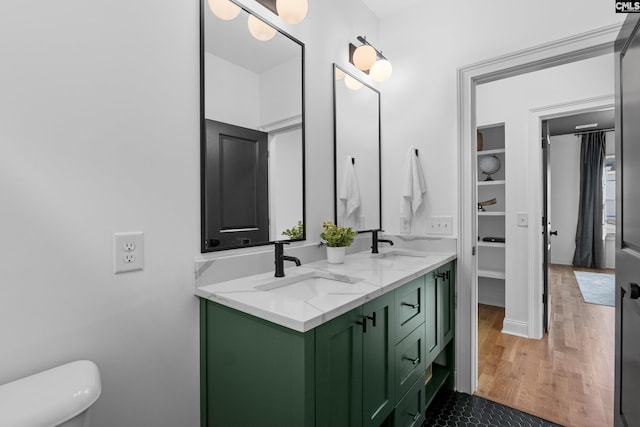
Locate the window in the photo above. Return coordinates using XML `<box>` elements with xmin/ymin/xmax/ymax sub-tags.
<box><xmin>603</xmin><ymin>155</ymin><xmax>616</xmax><ymax>235</ymax></box>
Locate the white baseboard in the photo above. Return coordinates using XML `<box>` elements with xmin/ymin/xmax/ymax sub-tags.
<box><xmin>502</xmin><ymin>318</ymin><xmax>529</xmax><ymax>338</ymax></box>
<box><xmin>478</xmin><ymin>295</ymin><xmax>505</xmax><ymax>307</ymax></box>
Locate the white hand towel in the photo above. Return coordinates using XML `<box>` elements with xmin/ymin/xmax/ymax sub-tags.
<box><xmin>400</xmin><ymin>147</ymin><xmax>426</xmax><ymax>222</ymax></box>
<box><xmin>339</xmin><ymin>156</ymin><xmax>361</xmax><ymax>217</ymax></box>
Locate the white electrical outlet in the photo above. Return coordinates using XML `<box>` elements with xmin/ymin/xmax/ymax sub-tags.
<box><xmin>114</xmin><ymin>232</ymin><xmax>144</xmax><ymax>274</ymax></box>
<box><xmin>427</xmin><ymin>216</ymin><xmax>453</xmax><ymax>235</ymax></box>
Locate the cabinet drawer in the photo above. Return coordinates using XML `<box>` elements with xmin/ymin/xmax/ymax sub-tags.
<box><xmin>395</xmin><ymin>276</ymin><xmax>425</xmax><ymax>342</ymax></box>
<box><xmin>394</xmin><ymin>323</ymin><xmax>426</xmax><ymax>400</ymax></box>
<box><xmin>393</xmin><ymin>373</ymin><xmax>426</xmax><ymax>427</ymax></box>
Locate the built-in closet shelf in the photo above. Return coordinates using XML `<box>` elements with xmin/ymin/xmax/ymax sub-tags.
<box><xmin>478</xmin><ymin>268</ymin><xmax>506</xmax><ymax>280</ymax></box>
<box><xmin>476</xmin><ymin>123</ymin><xmax>506</xmax><ymax>312</ymax></box>
<box><xmin>477</xmin><ymin>211</ymin><xmax>505</xmax><ymax>216</ymax></box>
<box><xmin>477</xmin><ymin>180</ymin><xmax>505</xmax><ymax>186</ymax></box>
<box><xmin>477</xmin><ymin>148</ymin><xmax>505</xmax><ymax>156</ymax></box>
<box><xmin>477</xmin><ymin>241</ymin><xmax>505</xmax><ymax>248</ymax></box>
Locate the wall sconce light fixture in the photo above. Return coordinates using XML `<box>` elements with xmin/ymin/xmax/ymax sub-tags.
<box><xmin>255</xmin><ymin>0</ymin><xmax>308</xmax><ymax>24</ymax></box>
<box><xmin>208</xmin><ymin>0</ymin><xmax>241</xmax><ymax>20</ymax></box>
<box><xmin>208</xmin><ymin>0</ymin><xmax>307</xmax><ymax>42</ymax></box>
<box><xmin>349</xmin><ymin>36</ymin><xmax>392</xmax><ymax>82</ymax></box>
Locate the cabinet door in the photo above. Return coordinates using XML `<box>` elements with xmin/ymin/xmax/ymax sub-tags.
<box><xmin>363</xmin><ymin>292</ymin><xmax>395</xmax><ymax>427</ymax></box>
<box><xmin>424</xmin><ymin>271</ymin><xmax>439</xmax><ymax>364</ymax></box>
<box><xmin>316</xmin><ymin>307</ymin><xmax>364</xmax><ymax>427</ymax></box>
<box><xmin>437</xmin><ymin>262</ymin><xmax>455</xmax><ymax>346</ymax></box>
<box><xmin>395</xmin><ymin>276</ymin><xmax>426</xmax><ymax>342</ymax></box>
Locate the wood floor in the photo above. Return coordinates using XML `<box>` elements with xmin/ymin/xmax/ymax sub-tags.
<box><xmin>476</xmin><ymin>264</ymin><xmax>615</xmax><ymax>427</ymax></box>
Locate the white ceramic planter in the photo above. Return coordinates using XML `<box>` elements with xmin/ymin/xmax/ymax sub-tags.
<box><xmin>326</xmin><ymin>246</ymin><xmax>346</xmax><ymax>264</ymax></box>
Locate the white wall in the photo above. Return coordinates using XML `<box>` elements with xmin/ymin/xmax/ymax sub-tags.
<box><xmin>378</xmin><ymin>1</ymin><xmax>624</xmax><ymax>237</ymax></box>
<box><xmin>260</xmin><ymin>56</ymin><xmax>302</xmax><ymax>127</ymax></box>
<box><xmin>0</xmin><ymin>1</ymin><xmax>378</xmax><ymax>426</ymax></box>
<box><xmin>269</xmin><ymin>127</ymin><xmax>304</xmax><ymax>237</ymax></box>
<box><xmin>476</xmin><ymin>55</ymin><xmax>614</xmax><ymax>335</ymax></box>
<box><xmin>205</xmin><ymin>52</ymin><xmax>260</xmax><ymax>128</ymax></box>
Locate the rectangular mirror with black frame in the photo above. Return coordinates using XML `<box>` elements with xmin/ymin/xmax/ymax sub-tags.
<box><xmin>201</xmin><ymin>0</ymin><xmax>305</xmax><ymax>252</ymax></box>
<box><xmin>333</xmin><ymin>64</ymin><xmax>381</xmax><ymax>232</ymax></box>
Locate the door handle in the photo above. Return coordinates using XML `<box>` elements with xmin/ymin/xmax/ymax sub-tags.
<box><xmin>622</xmin><ymin>282</ymin><xmax>640</xmax><ymax>300</ymax></box>
<box><xmin>550</xmin><ymin>230</ymin><xmax>558</xmax><ymax>236</ymax></box>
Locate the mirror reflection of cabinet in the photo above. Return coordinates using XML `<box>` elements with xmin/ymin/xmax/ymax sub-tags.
<box><xmin>333</xmin><ymin>64</ymin><xmax>381</xmax><ymax>232</ymax></box>
<box><xmin>200</xmin><ymin>1</ymin><xmax>305</xmax><ymax>252</ymax></box>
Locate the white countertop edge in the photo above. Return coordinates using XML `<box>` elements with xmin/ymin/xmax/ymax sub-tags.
<box><xmin>196</xmin><ymin>251</ymin><xmax>457</xmax><ymax>333</ymax></box>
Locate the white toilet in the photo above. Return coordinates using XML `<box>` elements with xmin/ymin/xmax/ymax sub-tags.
<box><xmin>0</xmin><ymin>360</ymin><xmax>101</xmax><ymax>427</ymax></box>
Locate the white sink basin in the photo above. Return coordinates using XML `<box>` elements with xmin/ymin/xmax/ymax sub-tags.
<box><xmin>371</xmin><ymin>250</ymin><xmax>430</xmax><ymax>262</ymax></box>
<box><xmin>256</xmin><ymin>271</ymin><xmax>364</xmax><ymax>302</ymax></box>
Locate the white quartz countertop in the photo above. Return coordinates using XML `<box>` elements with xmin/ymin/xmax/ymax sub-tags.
<box><xmin>195</xmin><ymin>249</ymin><xmax>456</xmax><ymax>333</ymax></box>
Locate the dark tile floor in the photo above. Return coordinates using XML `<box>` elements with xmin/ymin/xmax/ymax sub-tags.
<box><xmin>424</xmin><ymin>389</ymin><xmax>563</xmax><ymax>427</ymax></box>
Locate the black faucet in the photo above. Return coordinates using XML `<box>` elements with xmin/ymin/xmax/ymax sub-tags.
<box><xmin>371</xmin><ymin>230</ymin><xmax>394</xmax><ymax>254</ymax></box>
<box><xmin>274</xmin><ymin>241</ymin><xmax>301</xmax><ymax>277</ymax></box>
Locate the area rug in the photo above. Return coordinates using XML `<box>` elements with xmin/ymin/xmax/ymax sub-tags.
<box><xmin>574</xmin><ymin>270</ymin><xmax>615</xmax><ymax>307</ymax></box>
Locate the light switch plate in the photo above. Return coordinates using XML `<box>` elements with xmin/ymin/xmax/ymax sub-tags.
<box><xmin>427</xmin><ymin>216</ymin><xmax>453</xmax><ymax>235</ymax></box>
<box><xmin>517</xmin><ymin>212</ymin><xmax>528</xmax><ymax>227</ymax></box>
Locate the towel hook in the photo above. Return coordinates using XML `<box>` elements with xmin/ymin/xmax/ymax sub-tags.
<box><xmin>414</xmin><ymin>148</ymin><xmax>419</xmax><ymax>156</ymax></box>
<box><xmin>351</xmin><ymin>157</ymin><xmax>355</xmax><ymax>165</ymax></box>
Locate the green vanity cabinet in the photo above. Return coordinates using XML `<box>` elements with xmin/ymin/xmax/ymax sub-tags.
<box><xmin>200</xmin><ymin>300</ymin><xmax>315</xmax><ymax>427</ymax></box>
<box><xmin>199</xmin><ymin>259</ymin><xmax>456</xmax><ymax>427</ymax></box>
<box><xmin>437</xmin><ymin>262</ymin><xmax>455</xmax><ymax>348</ymax></box>
<box><xmin>393</xmin><ymin>372</ymin><xmax>426</xmax><ymax>427</ymax></box>
<box><xmin>423</xmin><ymin>260</ymin><xmax>456</xmax><ymax>412</ymax></box>
<box><xmin>316</xmin><ymin>291</ymin><xmax>395</xmax><ymax>427</ymax></box>
<box><xmin>394</xmin><ymin>276</ymin><xmax>425</xmax><ymax>340</ymax></box>
<box><xmin>424</xmin><ymin>271</ymin><xmax>438</xmax><ymax>365</ymax></box>
<box><xmin>315</xmin><ymin>306</ymin><xmax>364</xmax><ymax>427</ymax></box>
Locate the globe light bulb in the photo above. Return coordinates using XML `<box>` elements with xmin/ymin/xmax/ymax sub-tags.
<box><xmin>352</xmin><ymin>45</ymin><xmax>376</xmax><ymax>71</ymax></box>
<box><xmin>248</xmin><ymin>15</ymin><xmax>276</xmax><ymax>41</ymax></box>
<box><xmin>208</xmin><ymin>0</ymin><xmax>241</xmax><ymax>21</ymax></box>
<box><xmin>344</xmin><ymin>75</ymin><xmax>363</xmax><ymax>91</ymax></box>
<box><xmin>276</xmin><ymin>0</ymin><xmax>308</xmax><ymax>25</ymax></box>
<box><xmin>370</xmin><ymin>59</ymin><xmax>392</xmax><ymax>82</ymax></box>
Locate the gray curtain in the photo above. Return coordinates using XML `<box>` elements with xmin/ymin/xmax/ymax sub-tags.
<box><xmin>573</xmin><ymin>131</ymin><xmax>606</xmax><ymax>268</ymax></box>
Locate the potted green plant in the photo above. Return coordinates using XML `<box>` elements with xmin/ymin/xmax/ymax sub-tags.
<box><xmin>281</xmin><ymin>221</ymin><xmax>304</xmax><ymax>240</ymax></box>
<box><xmin>320</xmin><ymin>221</ymin><xmax>356</xmax><ymax>264</ymax></box>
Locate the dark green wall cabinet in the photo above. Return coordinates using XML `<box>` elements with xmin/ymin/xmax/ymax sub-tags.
<box><xmin>200</xmin><ymin>260</ymin><xmax>456</xmax><ymax>427</ymax></box>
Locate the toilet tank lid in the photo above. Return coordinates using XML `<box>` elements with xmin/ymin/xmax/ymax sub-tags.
<box><xmin>0</xmin><ymin>360</ymin><xmax>101</xmax><ymax>426</ymax></box>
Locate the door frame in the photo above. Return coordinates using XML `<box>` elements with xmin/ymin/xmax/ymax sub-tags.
<box><xmin>456</xmin><ymin>23</ymin><xmax>621</xmax><ymax>394</ymax></box>
<box><xmin>529</xmin><ymin>97</ymin><xmax>615</xmax><ymax>340</ymax></box>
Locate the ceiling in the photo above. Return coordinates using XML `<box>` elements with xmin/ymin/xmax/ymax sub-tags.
<box><xmin>547</xmin><ymin>109</ymin><xmax>615</xmax><ymax>137</ymax></box>
<box><xmin>361</xmin><ymin>0</ymin><xmax>421</xmax><ymax>18</ymax></box>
